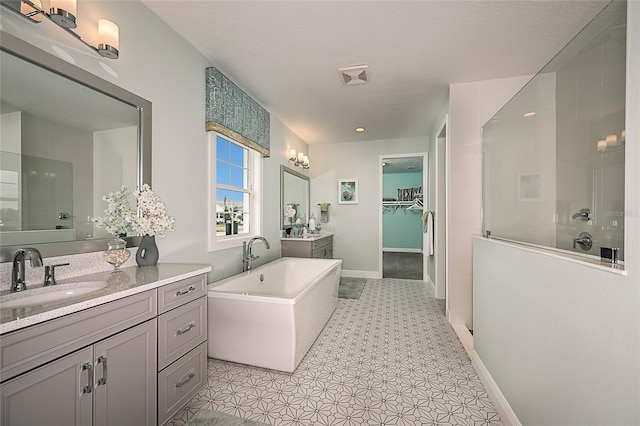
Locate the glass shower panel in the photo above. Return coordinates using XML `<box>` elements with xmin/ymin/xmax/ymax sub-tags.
<box><xmin>483</xmin><ymin>0</ymin><xmax>626</xmax><ymax>261</ymax></box>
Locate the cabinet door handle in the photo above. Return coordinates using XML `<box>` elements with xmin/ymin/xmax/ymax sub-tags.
<box><xmin>96</xmin><ymin>356</ymin><xmax>108</xmax><ymax>386</ymax></box>
<box><xmin>176</xmin><ymin>286</ymin><xmax>196</xmax><ymax>296</ymax></box>
<box><xmin>81</xmin><ymin>362</ymin><xmax>93</xmax><ymax>394</ymax></box>
<box><xmin>176</xmin><ymin>370</ymin><xmax>195</xmax><ymax>388</ymax></box>
<box><xmin>176</xmin><ymin>322</ymin><xmax>196</xmax><ymax>336</ymax></box>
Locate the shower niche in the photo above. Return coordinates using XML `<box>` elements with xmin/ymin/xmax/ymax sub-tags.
<box><xmin>482</xmin><ymin>0</ymin><xmax>626</xmax><ymax>262</ymax></box>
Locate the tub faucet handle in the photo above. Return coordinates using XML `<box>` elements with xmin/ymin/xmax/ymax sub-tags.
<box><xmin>573</xmin><ymin>232</ymin><xmax>593</xmax><ymax>250</ymax></box>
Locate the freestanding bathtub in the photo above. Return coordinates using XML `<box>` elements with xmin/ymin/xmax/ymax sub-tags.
<box><xmin>207</xmin><ymin>257</ymin><xmax>342</xmax><ymax>373</ymax></box>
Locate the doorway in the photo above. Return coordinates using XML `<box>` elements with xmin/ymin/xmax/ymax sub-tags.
<box><xmin>379</xmin><ymin>153</ymin><xmax>428</xmax><ymax>280</ymax></box>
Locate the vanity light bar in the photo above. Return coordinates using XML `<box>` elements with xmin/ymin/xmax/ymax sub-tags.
<box><xmin>4</xmin><ymin>0</ymin><xmax>119</xmax><ymax>59</ymax></box>
<box><xmin>288</xmin><ymin>149</ymin><xmax>310</xmax><ymax>169</ymax></box>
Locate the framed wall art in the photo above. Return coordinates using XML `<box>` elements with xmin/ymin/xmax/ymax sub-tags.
<box><xmin>338</xmin><ymin>179</ymin><xmax>358</xmax><ymax>204</ymax></box>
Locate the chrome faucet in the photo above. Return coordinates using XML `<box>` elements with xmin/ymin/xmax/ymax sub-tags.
<box><xmin>11</xmin><ymin>248</ymin><xmax>43</xmax><ymax>292</ymax></box>
<box><xmin>573</xmin><ymin>231</ymin><xmax>593</xmax><ymax>251</ymax></box>
<box><xmin>242</xmin><ymin>237</ymin><xmax>270</xmax><ymax>272</ymax></box>
<box><xmin>572</xmin><ymin>208</ymin><xmax>591</xmax><ymax>221</ymax></box>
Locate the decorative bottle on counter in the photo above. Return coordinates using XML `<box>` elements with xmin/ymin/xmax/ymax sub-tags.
<box><xmin>309</xmin><ymin>214</ymin><xmax>317</xmax><ymax>231</ymax></box>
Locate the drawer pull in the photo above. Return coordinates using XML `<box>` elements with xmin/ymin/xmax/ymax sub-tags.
<box><xmin>176</xmin><ymin>322</ymin><xmax>196</xmax><ymax>336</ymax></box>
<box><xmin>96</xmin><ymin>356</ymin><xmax>108</xmax><ymax>386</ymax></box>
<box><xmin>176</xmin><ymin>286</ymin><xmax>196</xmax><ymax>296</ymax></box>
<box><xmin>176</xmin><ymin>371</ymin><xmax>195</xmax><ymax>388</ymax></box>
<box><xmin>81</xmin><ymin>362</ymin><xmax>93</xmax><ymax>394</ymax></box>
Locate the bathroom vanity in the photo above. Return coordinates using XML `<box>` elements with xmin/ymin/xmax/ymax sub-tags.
<box><xmin>281</xmin><ymin>233</ymin><xmax>333</xmax><ymax>259</ymax></box>
<box><xmin>0</xmin><ymin>263</ymin><xmax>210</xmax><ymax>426</ymax></box>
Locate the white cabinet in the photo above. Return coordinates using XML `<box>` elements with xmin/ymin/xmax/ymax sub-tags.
<box><xmin>1</xmin><ymin>320</ymin><xmax>156</xmax><ymax>426</ymax></box>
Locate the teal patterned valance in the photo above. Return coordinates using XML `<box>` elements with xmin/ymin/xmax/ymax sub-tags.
<box><xmin>205</xmin><ymin>67</ymin><xmax>270</xmax><ymax>157</ymax></box>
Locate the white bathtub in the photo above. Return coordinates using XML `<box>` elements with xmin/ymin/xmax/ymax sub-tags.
<box><xmin>207</xmin><ymin>257</ymin><xmax>342</xmax><ymax>372</ymax></box>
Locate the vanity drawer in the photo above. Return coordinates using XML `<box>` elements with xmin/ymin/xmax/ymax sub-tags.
<box><xmin>158</xmin><ymin>341</ymin><xmax>207</xmax><ymax>425</ymax></box>
<box><xmin>0</xmin><ymin>290</ymin><xmax>156</xmax><ymax>382</ymax></box>
<box><xmin>312</xmin><ymin>236</ymin><xmax>333</xmax><ymax>258</ymax></box>
<box><xmin>158</xmin><ymin>297</ymin><xmax>206</xmax><ymax>370</ymax></box>
<box><xmin>157</xmin><ymin>274</ymin><xmax>206</xmax><ymax>314</ymax></box>
<box><xmin>312</xmin><ymin>235</ymin><xmax>333</xmax><ymax>251</ymax></box>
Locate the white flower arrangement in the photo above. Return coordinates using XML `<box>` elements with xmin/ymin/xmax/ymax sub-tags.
<box><xmin>286</xmin><ymin>204</ymin><xmax>297</xmax><ymax>220</ymax></box>
<box><xmin>130</xmin><ymin>184</ymin><xmax>175</xmax><ymax>238</ymax></box>
<box><xmin>93</xmin><ymin>184</ymin><xmax>175</xmax><ymax>238</ymax></box>
<box><xmin>92</xmin><ymin>186</ymin><xmax>135</xmax><ymax>236</ymax></box>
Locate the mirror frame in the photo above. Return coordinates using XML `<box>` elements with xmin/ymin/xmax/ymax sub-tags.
<box><xmin>280</xmin><ymin>165</ymin><xmax>310</xmax><ymax>230</ymax></box>
<box><xmin>0</xmin><ymin>30</ymin><xmax>152</xmax><ymax>262</ymax></box>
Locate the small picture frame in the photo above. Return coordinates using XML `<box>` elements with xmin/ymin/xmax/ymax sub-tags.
<box><xmin>338</xmin><ymin>179</ymin><xmax>359</xmax><ymax>204</ymax></box>
<box><xmin>518</xmin><ymin>174</ymin><xmax>541</xmax><ymax>201</ymax></box>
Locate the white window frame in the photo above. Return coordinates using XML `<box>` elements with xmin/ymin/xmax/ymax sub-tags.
<box><xmin>208</xmin><ymin>132</ymin><xmax>262</xmax><ymax>252</ymax></box>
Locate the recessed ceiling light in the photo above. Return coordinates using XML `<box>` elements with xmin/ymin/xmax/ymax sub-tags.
<box><xmin>523</xmin><ymin>111</ymin><xmax>536</xmax><ymax>117</ymax></box>
<box><xmin>355</xmin><ymin>127</ymin><xmax>365</xmax><ymax>132</ymax></box>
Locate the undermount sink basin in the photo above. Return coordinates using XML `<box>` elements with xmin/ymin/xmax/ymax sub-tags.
<box><xmin>0</xmin><ymin>281</ymin><xmax>108</xmax><ymax>309</ymax></box>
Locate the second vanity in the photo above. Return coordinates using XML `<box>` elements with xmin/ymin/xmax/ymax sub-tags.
<box><xmin>281</xmin><ymin>232</ymin><xmax>333</xmax><ymax>259</ymax></box>
<box><xmin>0</xmin><ymin>263</ymin><xmax>211</xmax><ymax>426</ymax></box>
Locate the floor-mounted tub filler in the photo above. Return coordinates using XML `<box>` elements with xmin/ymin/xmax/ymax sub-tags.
<box><xmin>207</xmin><ymin>257</ymin><xmax>342</xmax><ymax>372</ymax></box>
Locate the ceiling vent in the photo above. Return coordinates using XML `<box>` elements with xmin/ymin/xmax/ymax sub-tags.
<box><xmin>338</xmin><ymin>65</ymin><xmax>370</xmax><ymax>86</ymax></box>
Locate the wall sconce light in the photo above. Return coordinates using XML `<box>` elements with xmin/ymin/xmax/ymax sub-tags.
<box><xmin>49</xmin><ymin>0</ymin><xmax>77</xmax><ymax>28</ymax></box>
<box><xmin>2</xmin><ymin>0</ymin><xmax>120</xmax><ymax>59</ymax></box>
<box><xmin>288</xmin><ymin>149</ymin><xmax>310</xmax><ymax>169</ymax></box>
<box><xmin>597</xmin><ymin>139</ymin><xmax>607</xmax><ymax>152</ymax></box>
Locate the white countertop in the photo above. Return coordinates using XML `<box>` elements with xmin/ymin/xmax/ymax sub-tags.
<box><xmin>281</xmin><ymin>232</ymin><xmax>333</xmax><ymax>242</ymax></box>
<box><xmin>0</xmin><ymin>263</ymin><xmax>211</xmax><ymax>334</ymax></box>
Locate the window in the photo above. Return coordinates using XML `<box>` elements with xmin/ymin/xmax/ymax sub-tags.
<box><xmin>208</xmin><ymin>133</ymin><xmax>262</xmax><ymax>251</ymax></box>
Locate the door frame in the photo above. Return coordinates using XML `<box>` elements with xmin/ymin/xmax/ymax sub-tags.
<box><xmin>434</xmin><ymin>115</ymin><xmax>450</xmax><ymax>316</ymax></box>
<box><xmin>378</xmin><ymin>152</ymin><xmax>428</xmax><ymax>279</ymax></box>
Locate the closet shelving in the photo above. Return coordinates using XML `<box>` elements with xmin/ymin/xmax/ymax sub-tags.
<box><xmin>382</xmin><ymin>198</ymin><xmax>423</xmax><ymax>211</ymax></box>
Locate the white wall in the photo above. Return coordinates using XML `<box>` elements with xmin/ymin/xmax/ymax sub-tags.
<box><xmin>0</xmin><ymin>112</ymin><xmax>22</xmax><ymax>153</ymax></box>
<box><xmin>309</xmin><ymin>137</ymin><xmax>426</xmax><ymax>277</ymax></box>
<box><xmin>0</xmin><ymin>112</ymin><xmax>22</xmax><ymax>231</ymax></box>
<box><xmin>447</xmin><ymin>75</ymin><xmax>532</xmax><ymax>329</ymax></box>
<box><xmin>473</xmin><ymin>2</ymin><xmax>640</xmax><ymax>423</ymax></box>
<box><xmin>93</xmin><ymin>126</ymin><xmax>138</xmax><ymax>239</ymax></box>
<box><xmin>473</xmin><ymin>238</ymin><xmax>639</xmax><ymax>425</ymax></box>
<box><xmin>0</xmin><ymin>1</ymin><xmax>308</xmax><ymax>283</ymax></box>
<box><xmin>20</xmin><ymin>113</ymin><xmax>93</xmax><ymax>232</ymax></box>
<box><xmin>426</xmin><ymin>108</ymin><xmax>448</xmax><ymax>298</ymax></box>
<box><xmin>482</xmin><ymin>72</ymin><xmax>557</xmax><ymax>247</ymax></box>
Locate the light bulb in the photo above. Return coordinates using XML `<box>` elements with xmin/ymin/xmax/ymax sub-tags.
<box><xmin>97</xmin><ymin>19</ymin><xmax>119</xmax><ymax>59</ymax></box>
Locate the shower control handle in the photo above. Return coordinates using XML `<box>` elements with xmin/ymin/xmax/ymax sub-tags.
<box><xmin>573</xmin><ymin>232</ymin><xmax>593</xmax><ymax>251</ymax></box>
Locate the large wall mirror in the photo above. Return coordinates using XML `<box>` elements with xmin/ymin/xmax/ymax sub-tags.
<box><xmin>0</xmin><ymin>31</ymin><xmax>151</xmax><ymax>262</ymax></box>
<box><xmin>280</xmin><ymin>166</ymin><xmax>309</xmax><ymax>230</ymax></box>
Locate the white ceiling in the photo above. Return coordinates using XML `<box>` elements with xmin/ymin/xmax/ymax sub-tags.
<box><xmin>142</xmin><ymin>0</ymin><xmax>609</xmax><ymax>145</ymax></box>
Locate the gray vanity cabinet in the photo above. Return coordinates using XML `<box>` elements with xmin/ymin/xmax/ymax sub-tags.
<box><xmin>93</xmin><ymin>319</ymin><xmax>157</xmax><ymax>426</ymax></box>
<box><xmin>0</xmin><ymin>271</ymin><xmax>208</xmax><ymax>426</ymax></box>
<box><xmin>281</xmin><ymin>235</ymin><xmax>333</xmax><ymax>259</ymax></box>
<box><xmin>0</xmin><ymin>347</ymin><xmax>93</xmax><ymax>425</ymax></box>
<box><xmin>0</xmin><ymin>319</ymin><xmax>156</xmax><ymax>426</ymax></box>
<box><xmin>157</xmin><ymin>274</ymin><xmax>208</xmax><ymax>425</ymax></box>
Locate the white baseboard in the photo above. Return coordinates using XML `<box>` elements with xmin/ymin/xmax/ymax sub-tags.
<box><xmin>426</xmin><ymin>275</ymin><xmax>435</xmax><ymax>291</ymax></box>
<box><xmin>382</xmin><ymin>247</ymin><xmax>423</xmax><ymax>253</ymax></box>
<box><xmin>471</xmin><ymin>350</ymin><xmax>521</xmax><ymax>426</ymax></box>
<box><xmin>452</xmin><ymin>323</ymin><xmax>474</xmax><ymax>356</ymax></box>
<box><xmin>341</xmin><ymin>269</ymin><xmax>382</xmax><ymax>279</ymax></box>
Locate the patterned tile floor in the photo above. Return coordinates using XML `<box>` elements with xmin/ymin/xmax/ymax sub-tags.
<box><xmin>168</xmin><ymin>279</ymin><xmax>502</xmax><ymax>425</ymax></box>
